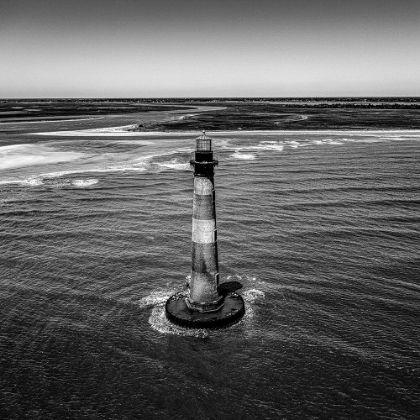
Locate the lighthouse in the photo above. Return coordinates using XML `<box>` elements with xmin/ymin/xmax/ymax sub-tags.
<box><xmin>187</xmin><ymin>131</ymin><xmax>222</xmax><ymax>312</ymax></box>
<box><xmin>165</xmin><ymin>132</ymin><xmax>245</xmax><ymax>328</ymax></box>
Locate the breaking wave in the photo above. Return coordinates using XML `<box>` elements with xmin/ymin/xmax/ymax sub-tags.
<box><xmin>257</xmin><ymin>141</ymin><xmax>285</xmax><ymax>151</ymax></box>
<box><xmin>243</xmin><ymin>289</ymin><xmax>266</xmax><ymax>303</ymax></box>
<box><xmin>231</xmin><ymin>152</ymin><xmax>256</xmax><ymax>160</ymax></box>
<box><xmin>148</xmin><ymin>305</ymin><xmax>210</xmax><ymax>338</ymax></box>
<box><xmin>72</xmin><ymin>179</ymin><xmax>98</xmax><ymax>187</ymax></box>
<box><xmin>156</xmin><ymin>158</ymin><xmax>190</xmax><ymax>171</ymax></box>
<box><xmin>140</xmin><ymin>289</ymin><xmax>210</xmax><ymax>337</ymax></box>
<box><xmin>137</xmin><ymin>290</ymin><xmax>174</xmax><ymax>309</ymax></box>
<box><xmin>0</xmin><ymin>174</ymin><xmax>99</xmax><ymax>188</ymax></box>
<box><xmin>0</xmin><ymin>143</ymin><xmax>87</xmax><ymax>171</ymax></box>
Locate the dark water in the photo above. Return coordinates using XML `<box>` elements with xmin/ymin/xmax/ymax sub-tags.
<box><xmin>1</xmin><ymin>124</ymin><xmax>419</xmax><ymax>419</ymax></box>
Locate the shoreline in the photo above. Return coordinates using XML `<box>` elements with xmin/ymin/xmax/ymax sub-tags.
<box><xmin>32</xmin><ymin>126</ymin><xmax>420</xmax><ymax>137</ymax></box>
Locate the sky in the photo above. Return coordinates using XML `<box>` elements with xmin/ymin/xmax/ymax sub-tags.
<box><xmin>1</xmin><ymin>0</ymin><xmax>419</xmax><ymax>98</ymax></box>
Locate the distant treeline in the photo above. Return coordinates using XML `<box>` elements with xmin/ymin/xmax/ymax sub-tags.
<box><xmin>2</xmin><ymin>97</ymin><xmax>419</xmax><ymax>109</ymax></box>
<box><xmin>2</xmin><ymin>97</ymin><xmax>420</xmax><ymax>102</ymax></box>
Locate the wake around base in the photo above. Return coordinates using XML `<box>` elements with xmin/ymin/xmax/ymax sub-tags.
<box><xmin>165</xmin><ymin>291</ymin><xmax>245</xmax><ymax>329</ymax></box>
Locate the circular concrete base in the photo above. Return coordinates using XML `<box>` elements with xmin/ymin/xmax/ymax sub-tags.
<box><xmin>165</xmin><ymin>291</ymin><xmax>245</xmax><ymax>329</ymax></box>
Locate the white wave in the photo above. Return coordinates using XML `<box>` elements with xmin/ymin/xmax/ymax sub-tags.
<box><xmin>259</xmin><ymin>138</ymin><xmax>344</xmax><ymax>148</ymax></box>
<box><xmin>0</xmin><ymin>176</ymin><xmax>44</xmax><ymax>187</ymax></box>
<box><xmin>242</xmin><ymin>300</ymin><xmax>255</xmax><ymax>323</ymax></box>
<box><xmin>0</xmin><ymin>154</ymin><xmax>151</xmax><ymax>186</ymax></box>
<box><xmin>140</xmin><ymin>289</ymin><xmax>210</xmax><ymax>337</ymax></box>
<box><xmin>137</xmin><ymin>290</ymin><xmax>174</xmax><ymax>309</ymax></box>
<box><xmin>0</xmin><ymin>172</ymin><xmax>100</xmax><ymax>188</ymax></box>
<box><xmin>0</xmin><ymin>143</ymin><xmax>87</xmax><ymax>171</ymax></box>
<box><xmin>142</xmin><ymin>285</ymin><xmax>256</xmax><ymax>336</ymax></box>
<box><xmin>72</xmin><ymin>179</ymin><xmax>98</xmax><ymax>187</ymax></box>
<box><xmin>37</xmin><ymin>161</ymin><xmax>149</xmax><ymax>178</ymax></box>
<box><xmin>156</xmin><ymin>158</ymin><xmax>190</xmax><ymax>171</ymax></box>
<box><xmin>225</xmin><ymin>274</ymin><xmax>257</xmax><ymax>282</ymax></box>
<box><xmin>311</xmin><ymin>139</ymin><xmax>343</xmax><ymax>146</ymax></box>
<box><xmin>0</xmin><ymin>180</ymin><xmax>19</xmax><ymax>186</ymax></box>
<box><xmin>231</xmin><ymin>152</ymin><xmax>256</xmax><ymax>160</ymax></box>
<box><xmin>103</xmin><ymin>164</ymin><xmax>150</xmax><ymax>173</ymax></box>
<box><xmin>257</xmin><ymin>142</ymin><xmax>285</xmax><ymax>151</ymax></box>
<box><xmin>41</xmin><ymin>170</ymin><xmax>81</xmax><ymax>178</ymax></box>
<box><xmin>0</xmin><ymin>176</ymin><xmax>47</xmax><ymax>187</ymax></box>
<box><xmin>284</xmin><ymin>140</ymin><xmax>301</xmax><ymax>148</ymax></box>
<box><xmin>148</xmin><ymin>305</ymin><xmax>210</xmax><ymax>337</ymax></box>
<box><xmin>21</xmin><ymin>178</ymin><xmax>43</xmax><ymax>186</ymax></box>
<box><xmin>232</xmin><ymin>142</ymin><xmax>285</xmax><ymax>154</ymax></box>
<box><xmin>243</xmin><ymin>289</ymin><xmax>265</xmax><ymax>303</ymax></box>
<box><xmin>215</xmin><ymin>139</ymin><xmax>230</xmax><ymax>148</ymax></box>
<box><xmin>147</xmin><ymin>297</ymin><xmax>252</xmax><ymax>337</ymax></box>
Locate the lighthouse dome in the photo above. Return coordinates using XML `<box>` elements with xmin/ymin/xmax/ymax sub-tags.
<box><xmin>196</xmin><ymin>130</ymin><xmax>212</xmax><ymax>151</ymax></box>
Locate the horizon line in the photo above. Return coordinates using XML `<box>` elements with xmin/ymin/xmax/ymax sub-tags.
<box><xmin>2</xmin><ymin>96</ymin><xmax>420</xmax><ymax>100</ymax></box>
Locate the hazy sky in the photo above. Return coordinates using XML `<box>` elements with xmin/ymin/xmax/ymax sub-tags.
<box><xmin>1</xmin><ymin>0</ymin><xmax>419</xmax><ymax>97</ymax></box>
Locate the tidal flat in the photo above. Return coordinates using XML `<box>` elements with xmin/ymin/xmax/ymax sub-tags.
<box><xmin>1</xmin><ymin>98</ymin><xmax>420</xmax><ymax>141</ymax></box>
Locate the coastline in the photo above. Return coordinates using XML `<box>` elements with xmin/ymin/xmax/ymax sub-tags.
<box><xmin>33</xmin><ymin>126</ymin><xmax>420</xmax><ymax>137</ymax></box>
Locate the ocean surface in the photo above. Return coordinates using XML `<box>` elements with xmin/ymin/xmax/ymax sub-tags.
<box><xmin>1</xmin><ymin>119</ymin><xmax>419</xmax><ymax>419</ymax></box>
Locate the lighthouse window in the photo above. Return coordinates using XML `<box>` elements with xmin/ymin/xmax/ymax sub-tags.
<box><xmin>196</xmin><ymin>138</ymin><xmax>211</xmax><ymax>151</ymax></box>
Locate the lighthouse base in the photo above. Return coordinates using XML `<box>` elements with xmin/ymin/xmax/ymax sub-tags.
<box><xmin>165</xmin><ymin>291</ymin><xmax>245</xmax><ymax>329</ymax></box>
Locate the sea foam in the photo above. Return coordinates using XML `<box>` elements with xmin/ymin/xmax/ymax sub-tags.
<box><xmin>231</xmin><ymin>152</ymin><xmax>256</xmax><ymax>160</ymax></box>
<box><xmin>143</xmin><ymin>286</ymin><xmax>257</xmax><ymax>337</ymax></box>
<box><xmin>0</xmin><ymin>143</ymin><xmax>86</xmax><ymax>170</ymax></box>
<box><xmin>156</xmin><ymin>158</ymin><xmax>190</xmax><ymax>171</ymax></box>
<box><xmin>243</xmin><ymin>289</ymin><xmax>266</xmax><ymax>303</ymax></box>
<box><xmin>72</xmin><ymin>179</ymin><xmax>98</xmax><ymax>187</ymax></box>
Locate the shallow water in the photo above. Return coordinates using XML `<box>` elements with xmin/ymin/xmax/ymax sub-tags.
<box><xmin>1</xmin><ymin>123</ymin><xmax>419</xmax><ymax>419</ymax></box>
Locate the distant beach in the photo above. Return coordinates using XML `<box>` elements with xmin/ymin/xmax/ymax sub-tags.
<box><xmin>33</xmin><ymin>125</ymin><xmax>420</xmax><ymax>137</ymax></box>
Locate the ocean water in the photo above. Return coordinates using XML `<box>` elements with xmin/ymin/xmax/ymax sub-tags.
<box><xmin>0</xmin><ymin>124</ymin><xmax>419</xmax><ymax>419</ymax></box>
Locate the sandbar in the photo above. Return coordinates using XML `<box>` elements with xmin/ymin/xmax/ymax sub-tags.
<box><xmin>33</xmin><ymin>126</ymin><xmax>420</xmax><ymax>137</ymax></box>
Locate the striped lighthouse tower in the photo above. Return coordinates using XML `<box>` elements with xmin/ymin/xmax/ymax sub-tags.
<box><xmin>186</xmin><ymin>131</ymin><xmax>223</xmax><ymax>312</ymax></box>
<box><xmin>165</xmin><ymin>131</ymin><xmax>245</xmax><ymax>328</ymax></box>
